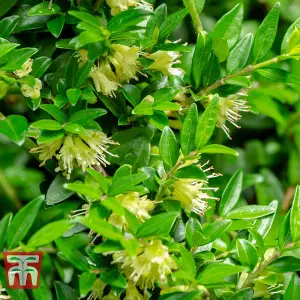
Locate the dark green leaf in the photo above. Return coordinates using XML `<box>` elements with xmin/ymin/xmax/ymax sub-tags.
<box><xmin>202</xmin><ymin>52</ymin><xmax>221</xmax><ymax>87</ymax></box>
<box><xmin>284</xmin><ymin>274</ymin><xmax>300</xmax><ymax>300</ymax></box>
<box><xmin>219</xmin><ymin>169</ymin><xmax>243</xmax><ymax>216</ymax></box>
<box><xmin>146</xmin><ymin>4</ymin><xmax>167</xmax><ymax>39</ymax></box>
<box><xmin>236</xmin><ymin>239</ymin><xmax>258</xmax><ymax>270</ymax></box>
<box><xmin>279</xmin><ymin>210</ymin><xmax>292</xmax><ymax>249</ymax></box>
<box><xmin>227</xmin><ymin>288</ymin><xmax>254</xmax><ymax>300</ymax></box>
<box><xmin>267</xmin><ymin>256</ymin><xmax>300</xmax><ymax>273</ymax></box>
<box><xmin>256</xmin><ymin>68</ymin><xmax>300</xmax><ymax>84</ymax></box>
<box><xmin>175</xmin><ymin>165</ymin><xmax>206</xmax><ymax>181</ymax></box>
<box><xmin>2</xmin><ymin>48</ymin><xmax>38</xmax><ymax>71</ymax></box>
<box><xmin>195</xmin><ymin>95</ymin><xmax>219</xmax><ymax>149</ymax></box>
<box><xmin>31</xmin><ymin>56</ymin><xmax>52</xmax><ymax>78</ymax></box>
<box><xmin>0</xmin><ymin>16</ymin><xmax>20</xmax><ymax>38</ymax></box>
<box><xmin>0</xmin><ymin>213</ymin><xmax>12</xmax><ymax>251</ymax></box>
<box><xmin>68</xmin><ymin>108</ymin><xmax>107</xmax><ymax>125</ymax></box>
<box><xmin>100</xmin><ymin>269</ymin><xmax>127</xmax><ymax>289</ymax></box>
<box><xmin>47</xmin><ymin>15</ymin><xmax>65</xmax><ymax>38</ymax></box>
<box><xmin>40</xmin><ymin>104</ymin><xmax>67</xmax><ymax>123</ymax></box>
<box><xmin>54</xmin><ymin>281</ymin><xmax>78</xmax><ymax>300</ymax></box>
<box><xmin>253</xmin><ymin>2</ymin><xmax>280</xmax><ymax>62</ymax></box>
<box><xmin>0</xmin><ymin>0</ymin><xmax>17</xmax><ymax>18</ymax></box>
<box><xmin>28</xmin><ymin>2</ymin><xmax>61</xmax><ymax>16</ymax></box>
<box><xmin>6</xmin><ymin>195</ymin><xmax>43</xmax><ymax>249</ymax></box>
<box><xmin>37</xmin><ymin>130</ymin><xmax>65</xmax><ymax>144</ymax></box>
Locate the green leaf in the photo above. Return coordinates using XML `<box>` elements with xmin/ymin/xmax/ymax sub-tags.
<box><xmin>256</xmin><ymin>68</ymin><xmax>300</xmax><ymax>84</ymax></box>
<box><xmin>211</xmin><ymin>3</ymin><xmax>244</xmax><ymax>48</ymax></box>
<box><xmin>159</xmin><ymin>8</ymin><xmax>188</xmax><ymax>42</ymax></box>
<box><xmin>66</xmin><ymin>88</ymin><xmax>81</xmax><ymax>106</ymax></box>
<box><xmin>279</xmin><ymin>210</ymin><xmax>292</xmax><ymax>249</ymax></box>
<box><xmin>28</xmin><ymin>220</ymin><xmax>73</xmax><ymax>247</ymax></box>
<box><xmin>46</xmin><ymin>174</ymin><xmax>74</xmax><ymax>205</ymax></box>
<box><xmin>150</xmin><ymin>111</ymin><xmax>169</xmax><ymax>130</ymax></box>
<box><xmin>0</xmin><ymin>42</ymin><xmax>19</xmax><ymax>60</ymax></box>
<box><xmin>37</xmin><ymin>129</ymin><xmax>65</xmax><ymax>144</ymax></box>
<box><xmin>186</xmin><ymin>217</ymin><xmax>208</xmax><ymax>247</ymax></box>
<box><xmin>54</xmin><ymin>281</ymin><xmax>78</xmax><ymax>300</ymax></box>
<box><xmin>199</xmin><ymin>144</ymin><xmax>239</xmax><ymax>156</ymax></box>
<box><xmin>0</xmin><ymin>213</ymin><xmax>12</xmax><ymax>251</ymax></box>
<box><xmin>212</xmin><ymin>38</ymin><xmax>229</xmax><ymax>63</ymax></box>
<box><xmin>31</xmin><ymin>56</ymin><xmax>52</xmax><ymax>78</ymax></box>
<box><xmin>227</xmin><ymin>288</ymin><xmax>254</xmax><ymax>300</ymax></box>
<box><xmin>192</xmin><ymin>32</ymin><xmax>212</xmax><ymax>89</ymax></box>
<box><xmin>122</xmin><ymin>84</ymin><xmax>141</xmax><ymax>107</ymax></box>
<box><xmin>284</xmin><ymin>274</ymin><xmax>300</xmax><ymax>300</ymax></box>
<box><xmin>202</xmin><ymin>219</ymin><xmax>232</xmax><ymax>242</ymax></box>
<box><xmin>136</xmin><ymin>212</ymin><xmax>178</xmax><ymax>238</ymax></box>
<box><xmin>254</xmin><ymin>200</ymin><xmax>278</xmax><ymax>238</ymax></box>
<box><xmin>100</xmin><ymin>269</ymin><xmax>127</xmax><ymax>289</ymax></box>
<box><xmin>40</xmin><ymin>104</ymin><xmax>67</xmax><ymax>123</ymax></box>
<box><xmin>64</xmin><ymin>182</ymin><xmax>102</xmax><ymax>199</ymax></box>
<box><xmin>87</xmin><ymin>168</ymin><xmax>109</xmax><ymax>193</ymax></box>
<box><xmin>47</xmin><ymin>15</ymin><xmax>65</xmax><ymax>38</ymax></box>
<box><xmin>68</xmin><ymin>108</ymin><xmax>107</xmax><ymax>125</ymax></box>
<box><xmin>55</xmin><ymin>238</ymin><xmax>90</xmax><ymax>271</ymax></box>
<box><xmin>2</xmin><ymin>48</ymin><xmax>38</xmax><ymax>71</ymax></box>
<box><xmin>32</xmin><ymin>276</ymin><xmax>52</xmax><ymax>300</ymax></box>
<box><xmin>197</xmin><ymin>262</ymin><xmax>247</xmax><ymax>284</ymax></box>
<box><xmin>219</xmin><ymin>169</ymin><xmax>243</xmax><ymax>216</ymax></box>
<box><xmin>225</xmin><ymin>205</ymin><xmax>276</xmax><ymax>219</ymax></box>
<box><xmin>6</xmin><ymin>195</ymin><xmax>43</xmax><ymax>249</ymax></box>
<box><xmin>146</xmin><ymin>4</ymin><xmax>167</xmax><ymax>39</ymax></box>
<box><xmin>236</xmin><ymin>239</ymin><xmax>258</xmax><ymax>270</ymax></box>
<box><xmin>202</xmin><ymin>52</ymin><xmax>221</xmax><ymax>87</ymax></box>
<box><xmin>267</xmin><ymin>256</ymin><xmax>300</xmax><ymax>273</ymax></box>
<box><xmin>291</xmin><ymin>185</ymin><xmax>300</xmax><ymax>242</ymax></box>
<box><xmin>0</xmin><ymin>0</ymin><xmax>17</xmax><ymax>18</ymax></box>
<box><xmin>159</xmin><ymin>126</ymin><xmax>179</xmax><ymax>170</ymax></box>
<box><xmin>180</xmin><ymin>103</ymin><xmax>198</xmax><ymax>156</ymax></box>
<box><xmin>30</xmin><ymin>119</ymin><xmax>62</xmax><ymax>131</ymax></box>
<box><xmin>78</xmin><ymin>216</ymin><xmax>124</xmax><ymax>241</ymax></box>
<box><xmin>68</xmin><ymin>10</ymin><xmax>101</xmax><ymax>28</ymax></box>
<box><xmin>195</xmin><ymin>95</ymin><xmax>219</xmax><ymax>149</ymax></box>
<box><xmin>227</xmin><ymin>33</ymin><xmax>253</xmax><ymax>74</ymax></box>
<box><xmin>108</xmin><ymin>173</ymin><xmax>149</xmax><ymax>196</ymax></box>
<box><xmin>28</xmin><ymin>2</ymin><xmax>61</xmax><ymax>16</ymax></box>
<box><xmin>0</xmin><ymin>114</ymin><xmax>28</xmax><ymax>146</ymax></box>
<box><xmin>253</xmin><ymin>2</ymin><xmax>280</xmax><ymax>62</ymax></box>
<box><xmin>0</xmin><ymin>15</ymin><xmax>20</xmax><ymax>38</ymax></box>
<box><xmin>132</xmin><ymin>97</ymin><xmax>153</xmax><ymax>115</ymax></box>
<box><xmin>159</xmin><ymin>291</ymin><xmax>200</xmax><ymax>300</ymax></box>
<box><xmin>175</xmin><ymin>165</ymin><xmax>206</xmax><ymax>181</ymax></box>
<box><xmin>282</xmin><ymin>17</ymin><xmax>300</xmax><ymax>54</ymax></box>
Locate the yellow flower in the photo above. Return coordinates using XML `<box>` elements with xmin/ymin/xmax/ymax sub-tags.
<box><xmin>30</xmin><ymin>138</ymin><xmax>63</xmax><ymax>166</ymax></box>
<box><xmin>113</xmin><ymin>239</ymin><xmax>177</xmax><ymax>289</ymax></box>
<box><xmin>106</xmin><ymin>0</ymin><xmax>152</xmax><ymax>16</ymax></box>
<box><xmin>21</xmin><ymin>78</ymin><xmax>42</xmax><ymax>99</ymax></box>
<box><xmin>109</xmin><ymin>44</ymin><xmax>140</xmax><ymax>82</ymax></box>
<box><xmin>89</xmin><ymin>61</ymin><xmax>119</xmax><ymax>97</ymax></box>
<box><xmin>148</xmin><ymin>51</ymin><xmax>183</xmax><ymax>76</ymax></box>
<box><xmin>207</xmin><ymin>94</ymin><xmax>250</xmax><ymax>139</ymax></box>
<box><xmin>14</xmin><ymin>59</ymin><xmax>33</xmax><ymax>78</ymax></box>
<box><xmin>108</xmin><ymin>192</ymin><xmax>154</xmax><ymax>229</ymax></box>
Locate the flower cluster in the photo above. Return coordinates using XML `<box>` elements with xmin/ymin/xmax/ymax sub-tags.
<box><xmin>106</xmin><ymin>0</ymin><xmax>152</xmax><ymax>16</ymax></box>
<box><xmin>31</xmin><ymin>131</ymin><xmax>117</xmax><ymax>179</ymax></box>
<box><xmin>108</xmin><ymin>192</ymin><xmax>154</xmax><ymax>229</ymax></box>
<box><xmin>14</xmin><ymin>59</ymin><xmax>33</xmax><ymax>78</ymax></box>
<box><xmin>112</xmin><ymin>239</ymin><xmax>177</xmax><ymax>289</ymax></box>
<box><xmin>171</xmin><ymin>162</ymin><xmax>220</xmax><ymax>216</ymax></box>
<box><xmin>89</xmin><ymin>44</ymin><xmax>140</xmax><ymax>97</ymax></box>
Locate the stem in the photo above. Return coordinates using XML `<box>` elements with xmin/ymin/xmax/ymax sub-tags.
<box><xmin>199</xmin><ymin>55</ymin><xmax>291</xmax><ymax>96</ymax></box>
<box><xmin>184</xmin><ymin>0</ymin><xmax>203</xmax><ymax>33</ymax></box>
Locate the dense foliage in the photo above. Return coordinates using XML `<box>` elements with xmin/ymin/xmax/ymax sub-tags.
<box><xmin>0</xmin><ymin>0</ymin><xmax>300</xmax><ymax>299</ymax></box>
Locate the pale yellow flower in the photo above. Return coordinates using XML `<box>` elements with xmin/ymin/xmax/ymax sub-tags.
<box><xmin>106</xmin><ymin>0</ymin><xmax>152</xmax><ymax>16</ymax></box>
<box><xmin>89</xmin><ymin>61</ymin><xmax>119</xmax><ymax>97</ymax></box>
<box><xmin>21</xmin><ymin>78</ymin><xmax>42</xmax><ymax>99</ymax></box>
<box><xmin>109</xmin><ymin>44</ymin><xmax>140</xmax><ymax>82</ymax></box>
<box><xmin>148</xmin><ymin>51</ymin><xmax>183</xmax><ymax>76</ymax></box>
<box><xmin>14</xmin><ymin>59</ymin><xmax>33</xmax><ymax>78</ymax></box>
<box><xmin>124</xmin><ymin>281</ymin><xmax>143</xmax><ymax>300</ymax></box>
<box><xmin>113</xmin><ymin>239</ymin><xmax>177</xmax><ymax>289</ymax></box>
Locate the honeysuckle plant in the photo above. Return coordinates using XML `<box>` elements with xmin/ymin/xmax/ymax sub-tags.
<box><xmin>0</xmin><ymin>0</ymin><xmax>300</xmax><ymax>299</ymax></box>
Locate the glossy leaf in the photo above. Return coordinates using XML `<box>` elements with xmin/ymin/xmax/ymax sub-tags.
<box><xmin>225</xmin><ymin>205</ymin><xmax>276</xmax><ymax>219</ymax></box>
<box><xmin>0</xmin><ymin>213</ymin><xmax>12</xmax><ymax>251</ymax></box>
<box><xmin>291</xmin><ymin>185</ymin><xmax>300</xmax><ymax>242</ymax></box>
<box><xmin>237</xmin><ymin>239</ymin><xmax>258</xmax><ymax>270</ymax></box>
<box><xmin>267</xmin><ymin>256</ymin><xmax>300</xmax><ymax>273</ymax></box>
<box><xmin>199</xmin><ymin>144</ymin><xmax>239</xmax><ymax>156</ymax></box>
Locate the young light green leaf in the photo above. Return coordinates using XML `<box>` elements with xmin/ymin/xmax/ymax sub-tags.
<box><xmin>159</xmin><ymin>126</ymin><xmax>179</xmax><ymax>170</ymax></box>
<box><xmin>253</xmin><ymin>2</ymin><xmax>280</xmax><ymax>62</ymax></box>
<box><xmin>136</xmin><ymin>212</ymin><xmax>178</xmax><ymax>238</ymax></box>
<box><xmin>282</xmin><ymin>17</ymin><xmax>300</xmax><ymax>54</ymax></box>
<box><xmin>197</xmin><ymin>263</ymin><xmax>247</xmax><ymax>284</ymax></box>
<box><xmin>28</xmin><ymin>220</ymin><xmax>73</xmax><ymax>247</ymax></box>
<box><xmin>236</xmin><ymin>239</ymin><xmax>258</xmax><ymax>270</ymax></box>
<box><xmin>195</xmin><ymin>95</ymin><xmax>219</xmax><ymax>149</ymax></box>
<box><xmin>192</xmin><ymin>32</ymin><xmax>212</xmax><ymax>89</ymax></box>
<box><xmin>219</xmin><ymin>169</ymin><xmax>243</xmax><ymax>216</ymax></box>
<box><xmin>6</xmin><ymin>195</ymin><xmax>44</xmax><ymax>249</ymax></box>
<box><xmin>30</xmin><ymin>119</ymin><xmax>62</xmax><ymax>131</ymax></box>
<box><xmin>180</xmin><ymin>103</ymin><xmax>198</xmax><ymax>155</ymax></box>
<box><xmin>225</xmin><ymin>205</ymin><xmax>276</xmax><ymax>219</ymax></box>
<box><xmin>199</xmin><ymin>144</ymin><xmax>239</xmax><ymax>156</ymax></box>
<box><xmin>290</xmin><ymin>185</ymin><xmax>300</xmax><ymax>242</ymax></box>
<box><xmin>227</xmin><ymin>33</ymin><xmax>253</xmax><ymax>74</ymax></box>
<box><xmin>211</xmin><ymin>3</ymin><xmax>244</xmax><ymax>48</ymax></box>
